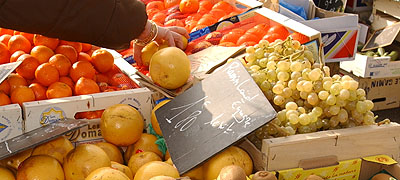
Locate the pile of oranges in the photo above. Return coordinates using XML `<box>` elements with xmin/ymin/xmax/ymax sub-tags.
<box><xmin>146</xmin><ymin>0</ymin><xmax>245</xmax><ymax>33</ymax></box>
<box><xmin>0</xmin><ymin>28</ymin><xmax>138</xmax><ymax>107</ymax></box>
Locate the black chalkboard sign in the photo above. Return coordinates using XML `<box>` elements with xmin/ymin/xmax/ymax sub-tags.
<box><xmin>362</xmin><ymin>22</ymin><xmax>400</xmax><ymax>51</ymax></box>
<box><xmin>315</xmin><ymin>0</ymin><xmax>346</xmax><ymax>12</ymax></box>
<box><xmin>155</xmin><ymin>60</ymin><xmax>276</xmax><ymax>174</ymax></box>
<box><xmin>0</xmin><ymin>118</ymin><xmax>87</xmax><ymax>160</ymax></box>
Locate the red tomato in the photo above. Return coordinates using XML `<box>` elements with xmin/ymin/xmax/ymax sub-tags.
<box><xmin>267</xmin><ymin>25</ymin><xmax>290</xmax><ymax>38</ymax></box>
<box><xmin>290</xmin><ymin>32</ymin><xmax>309</xmax><ymax>44</ymax></box>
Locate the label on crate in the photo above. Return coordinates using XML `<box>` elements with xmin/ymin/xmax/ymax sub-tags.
<box><xmin>0</xmin><ymin>61</ymin><xmax>22</xmax><ymax>84</ymax></box>
<box><xmin>64</xmin><ymin>119</ymin><xmax>102</xmax><ymax>146</ymax></box>
<box><xmin>40</xmin><ymin>107</ymin><xmax>67</xmax><ymax>125</ymax></box>
<box><xmin>155</xmin><ymin>59</ymin><xmax>276</xmax><ymax>174</ymax></box>
<box><xmin>362</xmin><ymin>22</ymin><xmax>400</xmax><ymax>51</ymax></box>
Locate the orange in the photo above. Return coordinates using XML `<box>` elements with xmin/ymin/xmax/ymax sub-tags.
<box><xmin>212</xmin><ymin>1</ymin><xmax>234</xmax><ymax>12</ymax></box>
<box><xmin>35</xmin><ymin>63</ymin><xmax>60</xmax><ymax>86</ymax></box>
<box><xmin>147</xmin><ymin>1</ymin><xmax>165</xmax><ymax>10</ymax></box>
<box><xmin>230</xmin><ymin>28</ymin><xmax>246</xmax><ymax>35</ymax></box>
<box><xmin>81</xmin><ymin>43</ymin><xmax>92</xmax><ymax>52</ymax></box>
<box><xmin>10</xmin><ymin>86</ymin><xmax>35</xmax><ymax>105</ymax></box>
<box><xmin>13</xmin><ymin>31</ymin><xmax>20</xmax><ymax>35</ymax></box>
<box><xmin>197</xmin><ymin>16</ymin><xmax>217</xmax><ymax>26</ymax></box>
<box><xmin>15</xmin><ymin>54</ymin><xmax>40</xmax><ymax>80</ymax></box>
<box><xmin>185</xmin><ymin>14</ymin><xmax>202</xmax><ymax>24</ymax></box>
<box><xmin>59</xmin><ymin>40</ymin><xmax>82</xmax><ymax>53</ymax></box>
<box><xmin>49</xmin><ymin>54</ymin><xmax>72</xmax><ymax>76</ymax></box>
<box><xmin>125</xmin><ymin>133</ymin><xmax>163</xmax><ymax>163</ymax></box>
<box><xmin>33</xmin><ymin>34</ymin><xmax>59</xmax><ymax>50</ymax></box>
<box><xmin>74</xmin><ymin>77</ymin><xmax>100</xmax><ymax>95</ymax></box>
<box><xmin>91</xmin><ymin>49</ymin><xmax>114</xmax><ymax>73</ymax></box>
<box><xmin>46</xmin><ymin>82</ymin><xmax>72</xmax><ymax>99</ymax></box>
<box><xmin>0</xmin><ymin>28</ymin><xmax>14</xmax><ymax>36</ymax></box>
<box><xmin>262</xmin><ymin>33</ymin><xmax>285</xmax><ymax>43</ymax></box>
<box><xmin>8</xmin><ymin>35</ymin><xmax>31</xmax><ymax>54</ymax></box>
<box><xmin>0</xmin><ymin>34</ymin><xmax>11</xmax><ymax>45</ymax></box>
<box><xmin>55</xmin><ymin>45</ymin><xmax>78</xmax><ymax>64</ymax></box>
<box><xmin>95</xmin><ymin>74</ymin><xmax>110</xmax><ymax>84</ymax></box>
<box><xmin>20</xmin><ymin>32</ymin><xmax>34</xmax><ymax>44</ymax></box>
<box><xmin>29</xmin><ymin>83</ymin><xmax>47</xmax><ymax>101</ymax></box>
<box><xmin>240</xmin><ymin>41</ymin><xmax>257</xmax><ymax>46</ymax></box>
<box><xmin>253</xmin><ymin>23</ymin><xmax>270</xmax><ymax>32</ymax></box>
<box><xmin>59</xmin><ymin>76</ymin><xmax>74</xmax><ymax>90</ymax></box>
<box><xmin>220</xmin><ymin>33</ymin><xmax>241</xmax><ymax>44</ymax></box>
<box><xmin>100</xmin><ymin>104</ymin><xmax>144</xmax><ymax>147</ymax></box>
<box><xmin>134</xmin><ymin>161</ymin><xmax>179</xmax><ymax>180</ymax></box>
<box><xmin>151</xmin><ymin>12</ymin><xmax>167</xmax><ymax>24</ymax></box>
<box><xmin>78</xmin><ymin>52</ymin><xmax>92</xmax><ymax>62</ymax></box>
<box><xmin>199</xmin><ymin>0</ymin><xmax>213</xmax><ymax>10</ymax></box>
<box><xmin>236</xmin><ymin>33</ymin><xmax>260</xmax><ymax>46</ymax></box>
<box><xmin>185</xmin><ymin>21</ymin><xmax>198</xmax><ymax>33</ymax></box>
<box><xmin>0</xmin><ymin>79</ymin><xmax>11</xmax><ymax>95</ymax></box>
<box><xmin>180</xmin><ymin>0</ymin><xmax>199</xmax><ymax>14</ymax></box>
<box><xmin>30</xmin><ymin>45</ymin><xmax>54</xmax><ymax>64</ymax></box>
<box><xmin>16</xmin><ymin>155</ymin><xmax>65</xmax><ymax>180</ymax></box>
<box><xmin>0</xmin><ymin>42</ymin><xmax>10</xmax><ymax>64</ymax></box>
<box><xmin>9</xmin><ymin>50</ymin><xmax>25</xmax><ymax>63</ymax></box>
<box><xmin>165</xmin><ymin>0</ymin><xmax>180</xmax><ymax>8</ymax></box>
<box><xmin>0</xmin><ymin>92</ymin><xmax>11</xmax><ymax>106</ymax></box>
<box><xmin>69</xmin><ymin>61</ymin><xmax>96</xmax><ymax>82</ymax></box>
<box><xmin>7</xmin><ymin>73</ymin><xmax>27</xmax><ymax>92</ymax></box>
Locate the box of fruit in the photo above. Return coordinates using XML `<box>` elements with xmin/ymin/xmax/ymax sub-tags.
<box><xmin>278</xmin><ymin>0</ymin><xmax>359</xmax><ymax>63</ymax></box>
<box><xmin>61</xmin><ymin>88</ymin><xmax>152</xmax><ymax>147</ymax></box>
<box><xmin>254</xmin><ymin>123</ymin><xmax>400</xmax><ymax>171</ymax></box>
<box><xmin>0</xmin><ymin>104</ymin><xmax>23</xmax><ymax>142</ymax></box>
<box><xmin>340</xmin><ymin>53</ymin><xmax>400</xmax><ymax>79</ymax></box>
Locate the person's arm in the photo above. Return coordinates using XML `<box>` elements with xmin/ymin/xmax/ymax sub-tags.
<box><xmin>0</xmin><ymin>0</ymin><xmax>147</xmax><ymax>50</ymax></box>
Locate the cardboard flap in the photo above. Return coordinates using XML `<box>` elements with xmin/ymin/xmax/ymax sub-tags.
<box><xmin>0</xmin><ymin>61</ymin><xmax>23</xmax><ymax>84</ymax></box>
<box><xmin>363</xmin><ymin>155</ymin><xmax>398</xmax><ymax>165</ymax></box>
<box><xmin>299</xmin><ymin>155</ymin><xmax>339</xmax><ymax>170</ymax></box>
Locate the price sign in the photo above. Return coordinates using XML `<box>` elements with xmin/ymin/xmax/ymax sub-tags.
<box><xmin>155</xmin><ymin>60</ymin><xmax>276</xmax><ymax>174</ymax></box>
<box><xmin>0</xmin><ymin>61</ymin><xmax>22</xmax><ymax>84</ymax></box>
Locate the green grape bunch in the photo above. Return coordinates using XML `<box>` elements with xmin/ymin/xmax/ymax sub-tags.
<box><xmin>235</xmin><ymin>37</ymin><xmax>379</xmax><ymax>149</ymax></box>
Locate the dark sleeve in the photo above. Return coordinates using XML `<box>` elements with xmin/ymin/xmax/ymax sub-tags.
<box><xmin>0</xmin><ymin>0</ymin><xmax>147</xmax><ymax>50</ymax></box>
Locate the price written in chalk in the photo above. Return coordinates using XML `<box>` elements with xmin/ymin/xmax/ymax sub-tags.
<box><xmin>156</xmin><ymin>59</ymin><xmax>276</xmax><ymax>175</ymax></box>
<box><xmin>164</xmin><ymin>62</ymin><xmax>260</xmax><ymax>134</ymax></box>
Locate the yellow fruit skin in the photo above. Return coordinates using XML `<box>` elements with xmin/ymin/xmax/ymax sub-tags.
<box><xmin>31</xmin><ymin>136</ymin><xmax>74</xmax><ymax>164</ymax></box>
<box><xmin>134</xmin><ymin>161</ymin><xmax>180</xmax><ymax>180</ymax></box>
<box><xmin>2</xmin><ymin>148</ymin><xmax>32</xmax><ymax>171</ymax></box>
<box><xmin>128</xmin><ymin>151</ymin><xmax>162</xmax><ymax>176</ymax></box>
<box><xmin>16</xmin><ymin>155</ymin><xmax>64</xmax><ymax>180</ymax></box>
<box><xmin>100</xmin><ymin>104</ymin><xmax>144</xmax><ymax>146</ymax></box>
<box><xmin>149</xmin><ymin>47</ymin><xmax>191</xmax><ymax>90</ymax></box>
<box><xmin>203</xmin><ymin>146</ymin><xmax>253</xmax><ymax>180</ymax></box>
<box><xmin>124</xmin><ymin>133</ymin><xmax>163</xmax><ymax>163</ymax></box>
<box><xmin>111</xmin><ymin>161</ymin><xmax>134</xmax><ymax>180</ymax></box>
<box><xmin>86</xmin><ymin>167</ymin><xmax>130</xmax><ymax>180</ymax></box>
<box><xmin>63</xmin><ymin>144</ymin><xmax>111</xmax><ymax>180</ymax></box>
<box><xmin>0</xmin><ymin>166</ymin><xmax>15</xmax><ymax>180</ymax></box>
<box><xmin>95</xmin><ymin>142</ymin><xmax>124</xmax><ymax>164</ymax></box>
<box><xmin>182</xmin><ymin>36</ymin><xmax>188</xmax><ymax>50</ymax></box>
<box><xmin>151</xmin><ymin>99</ymin><xmax>171</xmax><ymax>136</ymax></box>
<box><xmin>141</xmin><ymin>41</ymin><xmax>159</xmax><ymax>67</ymax></box>
<box><xmin>182</xmin><ymin>165</ymin><xmax>203</xmax><ymax>180</ymax></box>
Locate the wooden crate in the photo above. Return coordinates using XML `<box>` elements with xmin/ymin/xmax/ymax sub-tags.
<box><xmin>260</xmin><ymin>123</ymin><xmax>400</xmax><ymax>171</ymax></box>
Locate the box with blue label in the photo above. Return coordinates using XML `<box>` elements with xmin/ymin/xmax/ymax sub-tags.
<box><xmin>278</xmin><ymin>0</ymin><xmax>359</xmax><ymax>63</ymax></box>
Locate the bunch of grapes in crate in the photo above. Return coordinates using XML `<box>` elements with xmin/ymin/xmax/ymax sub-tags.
<box><xmin>236</xmin><ymin>37</ymin><xmax>377</xmax><ymax>148</ymax></box>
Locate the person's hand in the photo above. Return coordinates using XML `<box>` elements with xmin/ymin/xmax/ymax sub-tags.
<box><xmin>134</xmin><ymin>21</ymin><xmax>189</xmax><ymax>66</ymax></box>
